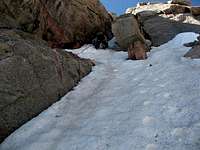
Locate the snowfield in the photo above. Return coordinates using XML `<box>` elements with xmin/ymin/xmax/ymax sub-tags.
<box><xmin>1</xmin><ymin>32</ymin><xmax>200</xmax><ymax>150</ymax></box>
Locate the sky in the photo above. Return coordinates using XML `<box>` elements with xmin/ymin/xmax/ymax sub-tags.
<box><xmin>100</xmin><ymin>0</ymin><xmax>200</xmax><ymax>15</ymax></box>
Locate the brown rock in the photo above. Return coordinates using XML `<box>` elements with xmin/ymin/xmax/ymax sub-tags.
<box><xmin>0</xmin><ymin>29</ymin><xmax>93</xmax><ymax>142</ymax></box>
<box><xmin>128</xmin><ymin>41</ymin><xmax>147</xmax><ymax>60</ymax></box>
<box><xmin>112</xmin><ymin>14</ymin><xmax>146</xmax><ymax>50</ymax></box>
<box><xmin>0</xmin><ymin>0</ymin><xmax>112</xmax><ymax>49</ymax></box>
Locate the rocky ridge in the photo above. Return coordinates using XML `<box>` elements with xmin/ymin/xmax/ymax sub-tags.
<box><xmin>111</xmin><ymin>0</ymin><xmax>200</xmax><ymax>60</ymax></box>
<box><xmin>125</xmin><ymin>1</ymin><xmax>200</xmax><ymax>47</ymax></box>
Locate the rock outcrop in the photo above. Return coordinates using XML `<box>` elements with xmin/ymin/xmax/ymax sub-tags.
<box><xmin>0</xmin><ymin>0</ymin><xmax>110</xmax><ymax>142</ymax></box>
<box><xmin>112</xmin><ymin>14</ymin><xmax>148</xmax><ymax>60</ymax></box>
<box><xmin>112</xmin><ymin>14</ymin><xmax>146</xmax><ymax>50</ymax></box>
<box><xmin>126</xmin><ymin>3</ymin><xmax>200</xmax><ymax>46</ymax></box>
<box><xmin>0</xmin><ymin>29</ymin><xmax>93</xmax><ymax>143</ymax></box>
<box><xmin>0</xmin><ymin>0</ymin><xmax>112</xmax><ymax>49</ymax></box>
<box><xmin>141</xmin><ymin>13</ymin><xmax>200</xmax><ymax>46</ymax></box>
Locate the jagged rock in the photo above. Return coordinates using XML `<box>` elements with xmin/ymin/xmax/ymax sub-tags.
<box><xmin>112</xmin><ymin>14</ymin><xmax>146</xmax><ymax>50</ymax></box>
<box><xmin>0</xmin><ymin>29</ymin><xmax>93</xmax><ymax>142</ymax></box>
<box><xmin>0</xmin><ymin>0</ymin><xmax>112</xmax><ymax>49</ymax></box>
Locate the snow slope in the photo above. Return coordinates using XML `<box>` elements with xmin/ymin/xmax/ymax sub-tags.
<box><xmin>1</xmin><ymin>33</ymin><xmax>200</xmax><ymax>150</ymax></box>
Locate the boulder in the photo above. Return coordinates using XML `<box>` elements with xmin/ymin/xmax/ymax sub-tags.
<box><xmin>184</xmin><ymin>36</ymin><xmax>200</xmax><ymax>59</ymax></box>
<box><xmin>112</xmin><ymin>14</ymin><xmax>146</xmax><ymax>50</ymax></box>
<box><xmin>141</xmin><ymin>13</ymin><xmax>200</xmax><ymax>46</ymax></box>
<box><xmin>184</xmin><ymin>45</ymin><xmax>200</xmax><ymax>58</ymax></box>
<box><xmin>0</xmin><ymin>0</ymin><xmax>112</xmax><ymax>49</ymax></box>
<box><xmin>125</xmin><ymin>3</ymin><xmax>200</xmax><ymax>46</ymax></box>
<box><xmin>128</xmin><ymin>41</ymin><xmax>147</xmax><ymax>60</ymax></box>
<box><xmin>128</xmin><ymin>3</ymin><xmax>200</xmax><ymax>46</ymax></box>
<box><xmin>0</xmin><ymin>29</ymin><xmax>93</xmax><ymax>142</ymax></box>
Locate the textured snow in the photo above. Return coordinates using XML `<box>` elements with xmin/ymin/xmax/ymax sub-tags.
<box><xmin>1</xmin><ymin>32</ymin><xmax>200</xmax><ymax>150</ymax></box>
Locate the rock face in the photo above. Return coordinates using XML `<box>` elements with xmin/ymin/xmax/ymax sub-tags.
<box><xmin>0</xmin><ymin>28</ymin><xmax>93</xmax><ymax>143</ymax></box>
<box><xmin>170</xmin><ymin>0</ymin><xmax>192</xmax><ymax>6</ymax></box>
<box><xmin>0</xmin><ymin>0</ymin><xmax>112</xmax><ymax>49</ymax></box>
<box><xmin>112</xmin><ymin>14</ymin><xmax>146</xmax><ymax>50</ymax></box>
<box><xmin>127</xmin><ymin>3</ymin><xmax>200</xmax><ymax>46</ymax></box>
<box><xmin>142</xmin><ymin>14</ymin><xmax>200</xmax><ymax>46</ymax></box>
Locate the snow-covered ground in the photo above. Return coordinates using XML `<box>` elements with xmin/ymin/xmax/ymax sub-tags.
<box><xmin>1</xmin><ymin>33</ymin><xmax>200</xmax><ymax>150</ymax></box>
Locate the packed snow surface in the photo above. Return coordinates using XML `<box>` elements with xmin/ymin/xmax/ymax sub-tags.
<box><xmin>1</xmin><ymin>33</ymin><xmax>200</xmax><ymax>150</ymax></box>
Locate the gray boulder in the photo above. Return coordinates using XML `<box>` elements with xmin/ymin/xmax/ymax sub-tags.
<box><xmin>129</xmin><ymin>3</ymin><xmax>200</xmax><ymax>46</ymax></box>
<box><xmin>184</xmin><ymin>45</ymin><xmax>200</xmax><ymax>58</ymax></box>
<box><xmin>142</xmin><ymin>13</ymin><xmax>200</xmax><ymax>46</ymax></box>
<box><xmin>112</xmin><ymin>14</ymin><xmax>146</xmax><ymax>50</ymax></box>
<box><xmin>0</xmin><ymin>29</ymin><xmax>93</xmax><ymax>142</ymax></box>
